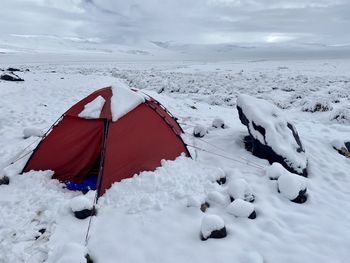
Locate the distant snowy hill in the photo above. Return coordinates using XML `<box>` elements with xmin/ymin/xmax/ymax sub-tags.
<box><xmin>2</xmin><ymin>34</ymin><xmax>350</xmax><ymax>62</ymax></box>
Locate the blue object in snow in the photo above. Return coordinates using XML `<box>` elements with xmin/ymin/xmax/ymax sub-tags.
<box><xmin>65</xmin><ymin>176</ymin><xmax>97</xmax><ymax>191</ymax></box>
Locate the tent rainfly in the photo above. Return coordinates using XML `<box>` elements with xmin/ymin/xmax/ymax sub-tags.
<box><xmin>22</xmin><ymin>85</ymin><xmax>190</xmax><ymax>196</ymax></box>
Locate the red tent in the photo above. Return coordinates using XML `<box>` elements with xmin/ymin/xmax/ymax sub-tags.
<box><xmin>22</xmin><ymin>86</ymin><xmax>190</xmax><ymax>196</ymax></box>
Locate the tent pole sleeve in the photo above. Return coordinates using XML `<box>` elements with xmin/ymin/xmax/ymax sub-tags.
<box><xmin>96</xmin><ymin>119</ymin><xmax>110</xmax><ymax>198</ymax></box>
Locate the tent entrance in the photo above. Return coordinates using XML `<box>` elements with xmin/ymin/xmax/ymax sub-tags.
<box><xmin>65</xmin><ymin>151</ymin><xmax>101</xmax><ymax>192</ymax></box>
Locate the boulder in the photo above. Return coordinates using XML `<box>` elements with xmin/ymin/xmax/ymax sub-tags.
<box><xmin>216</xmin><ymin>176</ymin><xmax>226</xmax><ymax>185</ymax></box>
<box><xmin>332</xmin><ymin>140</ymin><xmax>350</xmax><ymax>158</ymax></box>
<box><xmin>200</xmin><ymin>202</ymin><xmax>210</xmax><ymax>212</ymax></box>
<box><xmin>212</xmin><ymin>118</ymin><xmax>225</xmax><ymax>129</ymax></box>
<box><xmin>227</xmin><ymin>178</ymin><xmax>255</xmax><ymax>203</ymax></box>
<box><xmin>7</xmin><ymin>67</ymin><xmax>21</xmax><ymax>72</ymax></box>
<box><xmin>69</xmin><ymin>195</ymin><xmax>96</xmax><ymax>220</ymax></box>
<box><xmin>0</xmin><ymin>72</ymin><xmax>24</xmax><ymax>81</ymax></box>
<box><xmin>277</xmin><ymin>167</ymin><xmax>308</xmax><ymax>204</ymax></box>
<box><xmin>74</xmin><ymin>208</ymin><xmax>96</xmax><ymax>220</ymax></box>
<box><xmin>206</xmin><ymin>191</ymin><xmax>231</xmax><ymax>207</ymax></box>
<box><xmin>193</xmin><ymin>124</ymin><xmax>207</xmax><ymax>138</ymax></box>
<box><xmin>23</xmin><ymin>127</ymin><xmax>44</xmax><ymax>139</ymax></box>
<box><xmin>0</xmin><ymin>176</ymin><xmax>10</xmax><ymax>185</ymax></box>
<box><xmin>200</xmin><ymin>214</ymin><xmax>227</xmax><ymax>240</ymax></box>
<box><xmin>227</xmin><ymin>199</ymin><xmax>256</xmax><ymax>219</ymax></box>
<box><xmin>237</xmin><ymin>94</ymin><xmax>308</xmax><ymax>177</ymax></box>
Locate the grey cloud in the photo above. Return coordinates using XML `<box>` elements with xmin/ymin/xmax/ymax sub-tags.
<box><xmin>1</xmin><ymin>0</ymin><xmax>350</xmax><ymax>48</ymax></box>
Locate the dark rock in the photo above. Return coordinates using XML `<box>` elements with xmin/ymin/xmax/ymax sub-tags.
<box><xmin>245</xmin><ymin>193</ymin><xmax>255</xmax><ymax>203</ymax></box>
<box><xmin>243</xmin><ymin>135</ymin><xmax>307</xmax><ymax>177</ymax></box>
<box><xmin>216</xmin><ymin>177</ymin><xmax>226</xmax><ymax>185</ymax></box>
<box><xmin>333</xmin><ymin>142</ymin><xmax>350</xmax><ymax>158</ymax></box>
<box><xmin>0</xmin><ymin>176</ymin><xmax>10</xmax><ymax>185</ymax></box>
<box><xmin>81</xmin><ymin>189</ymin><xmax>90</xmax><ymax>195</ymax></box>
<box><xmin>201</xmin><ymin>227</ymin><xmax>227</xmax><ymax>241</ymax></box>
<box><xmin>193</xmin><ymin>125</ymin><xmax>206</xmax><ymax>138</ymax></box>
<box><xmin>35</xmin><ymin>228</ymin><xmax>46</xmax><ymax>240</ymax></box>
<box><xmin>38</xmin><ymin>228</ymin><xmax>46</xmax><ymax>234</ymax></box>
<box><xmin>291</xmin><ymin>189</ymin><xmax>308</xmax><ymax>204</ymax></box>
<box><xmin>7</xmin><ymin>67</ymin><xmax>21</xmax><ymax>72</ymax></box>
<box><xmin>85</xmin><ymin>254</ymin><xmax>94</xmax><ymax>263</ymax></box>
<box><xmin>1</xmin><ymin>73</ymin><xmax>24</xmax><ymax>81</ymax></box>
<box><xmin>74</xmin><ymin>207</ymin><xmax>96</xmax><ymax>220</ymax></box>
<box><xmin>248</xmin><ymin>210</ymin><xmax>257</xmax><ymax>219</ymax></box>
<box><xmin>200</xmin><ymin>202</ymin><xmax>210</xmax><ymax>212</ymax></box>
<box><xmin>345</xmin><ymin>142</ymin><xmax>350</xmax><ymax>151</ymax></box>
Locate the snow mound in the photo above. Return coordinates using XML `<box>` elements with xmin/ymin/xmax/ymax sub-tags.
<box><xmin>111</xmin><ymin>81</ymin><xmax>145</xmax><ymax>122</ymax></box>
<box><xmin>227</xmin><ymin>178</ymin><xmax>254</xmax><ymax>202</ymax></box>
<box><xmin>237</xmin><ymin>94</ymin><xmax>307</xmax><ymax>176</ymax></box>
<box><xmin>47</xmin><ymin>242</ymin><xmax>88</xmax><ymax>263</ymax></box>
<box><xmin>206</xmin><ymin>191</ymin><xmax>230</xmax><ymax>206</ymax></box>
<box><xmin>227</xmin><ymin>199</ymin><xmax>255</xmax><ymax>218</ymax></box>
<box><xmin>69</xmin><ymin>195</ymin><xmax>93</xmax><ymax>212</ymax></box>
<box><xmin>200</xmin><ymin>214</ymin><xmax>225</xmax><ymax>240</ymax></box>
<box><xmin>193</xmin><ymin>124</ymin><xmax>207</xmax><ymax>137</ymax></box>
<box><xmin>186</xmin><ymin>195</ymin><xmax>204</xmax><ymax>207</ymax></box>
<box><xmin>278</xmin><ymin>169</ymin><xmax>307</xmax><ymax>201</ymax></box>
<box><xmin>78</xmin><ymin>95</ymin><xmax>105</xmax><ymax>119</ymax></box>
<box><xmin>101</xmin><ymin>156</ymin><xmax>216</xmax><ymax>212</ymax></box>
<box><xmin>265</xmin><ymin>162</ymin><xmax>285</xmax><ymax>180</ymax></box>
<box><xmin>23</xmin><ymin>127</ymin><xmax>43</xmax><ymax>139</ymax></box>
<box><xmin>212</xmin><ymin>118</ymin><xmax>225</xmax><ymax>129</ymax></box>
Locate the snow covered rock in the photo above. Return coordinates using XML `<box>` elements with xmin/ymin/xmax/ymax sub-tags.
<box><xmin>200</xmin><ymin>214</ymin><xmax>227</xmax><ymax>240</ymax></box>
<box><xmin>212</xmin><ymin>118</ymin><xmax>226</xmax><ymax>129</ymax></box>
<box><xmin>302</xmin><ymin>100</ymin><xmax>332</xmax><ymax>112</ymax></box>
<box><xmin>227</xmin><ymin>199</ymin><xmax>256</xmax><ymax>219</ymax></box>
<box><xmin>206</xmin><ymin>191</ymin><xmax>231</xmax><ymax>206</ymax></box>
<box><xmin>186</xmin><ymin>196</ymin><xmax>204</xmax><ymax>208</ymax></box>
<box><xmin>7</xmin><ymin>67</ymin><xmax>21</xmax><ymax>72</ymax></box>
<box><xmin>330</xmin><ymin>108</ymin><xmax>350</xmax><ymax>124</ymax></box>
<box><xmin>78</xmin><ymin>95</ymin><xmax>106</xmax><ymax>119</ymax></box>
<box><xmin>265</xmin><ymin>162</ymin><xmax>285</xmax><ymax>180</ymax></box>
<box><xmin>69</xmin><ymin>195</ymin><xmax>96</xmax><ymax>219</ymax></box>
<box><xmin>227</xmin><ymin>178</ymin><xmax>255</xmax><ymax>202</ymax></box>
<box><xmin>193</xmin><ymin>124</ymin><xmax>207</xmax><ymax>138</ymax></box>
<box><xmin>332</xmin><ymin>140</ymin><xmax>350</xmax><ymax>158</ymax></box>
<box><xmin>0</xmin><ymin>175</ymin><xmax>10</xmax><ymax>185</ymax></box>
<box><xmin>0</xmin><ymin>72</ymin><xmax>24</xmax><ymax>81</ymax></box>
<box><xmin>277</xmin><ymin>169</ymin><xmax>308</xmax><ymax>203</ymax></box>
<box><xmin>208</xmin><ymin>168</ymin><xmax>226</xmax><ymax>185</ymax></box>
<box><xmin>216</xmin><ymin>176</ymin><xmax>226</xmax><ymax>185</ymax></box>
<box><xmin>23</xmin><ymin>127</ymin><xmax>44</xmax><ymax>139</ymax></box>
<box><xmin>237</xmin><ymin>94</ymin><xmax>308</xmax><ymax>177</ymax></box>
<box><xmin>47</xmin><ymin>242</ymin><xmax>89</xmax><ymax>263</ymax></box>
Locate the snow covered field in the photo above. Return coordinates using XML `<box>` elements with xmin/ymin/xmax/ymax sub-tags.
<box><xmin>1</xmin><ymin>58</ymin><xmax>350</xmax><ymax>263</ymax></box>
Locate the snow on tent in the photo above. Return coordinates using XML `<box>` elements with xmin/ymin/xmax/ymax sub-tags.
<box><xmin>22</xmin><ymin>85</ymin><xmax>190</xmax><ymax>196</ymax></box>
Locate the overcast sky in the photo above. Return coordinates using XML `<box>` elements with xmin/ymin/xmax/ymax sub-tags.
<box><xmin>1</xmin><ymin>0</ymin><xmax>350</xmax><ymax>47</ymax></box>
